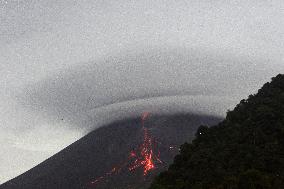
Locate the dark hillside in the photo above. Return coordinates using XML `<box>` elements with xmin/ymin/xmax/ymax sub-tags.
<box><xmin>150</xmin><ymin>74</ymin><xmax>284</xmax><ymax>189</ymax></box>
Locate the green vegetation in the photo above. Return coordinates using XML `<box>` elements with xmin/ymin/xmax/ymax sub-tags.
<box><xmin>150</xmin><ymin>74</ymin><xmax>284</xmax><ymax>189</ymax></box>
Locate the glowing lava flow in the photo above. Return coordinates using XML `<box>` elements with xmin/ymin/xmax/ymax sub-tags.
<box><xmin>89</xmin><ymin>112</ymin><xmax>163</xmax><ymax>187</ymax></box>
<box><xmin>89</xmin><ymin>166</ymin><xmax>122</xmax><ymax>185</ymax></box>
<box><xmin>128</xmin><ymin>112</ymin><xmax>162</xmax><ymax>175</ymax></box>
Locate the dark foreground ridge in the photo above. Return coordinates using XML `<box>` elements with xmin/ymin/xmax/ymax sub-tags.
<box><xmin>0</xmin><ymin>113</ymin><xmax>221</xmax><ymax>189</ymax></box>
<box><xmin>150</xmin><ymin>74</ymin><xmax>284</xmax><ymax>189</ymax></box>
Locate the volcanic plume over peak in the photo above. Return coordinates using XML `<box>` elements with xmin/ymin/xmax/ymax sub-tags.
<box><xmin>0</xmin><ymin>113</ymin><xmax>222</xmax><ymax>189</ymax></box>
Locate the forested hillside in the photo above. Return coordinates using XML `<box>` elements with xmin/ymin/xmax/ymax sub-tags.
<box><xmin>150</xmin><ymin>74</ymin><xmax>284</xmax><ymax>189</ymax></box>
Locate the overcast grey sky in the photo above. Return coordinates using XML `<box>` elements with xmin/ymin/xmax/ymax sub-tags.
<box><xmin>1</xmin><ymin>0</ymin><xmax>284</xmax><ymax>184</ymax></box>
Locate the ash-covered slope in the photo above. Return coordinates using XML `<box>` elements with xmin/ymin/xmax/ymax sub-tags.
<box><xmin>0</xmin><ymin>113</ymin><xmax>222</xmax><ymax>189</ymax></box>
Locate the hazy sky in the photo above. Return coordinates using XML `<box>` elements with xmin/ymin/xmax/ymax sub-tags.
<box><xmin>1</xmin><ymin>0</ymin><xmax>284</xmax><ymax>184</ymax></box>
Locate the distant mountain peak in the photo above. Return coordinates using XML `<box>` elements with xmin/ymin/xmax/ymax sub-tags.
<box><xmin>1</xmin><ymin>112</ymin><xmax>221</xmax><ymax>189</ymax></box>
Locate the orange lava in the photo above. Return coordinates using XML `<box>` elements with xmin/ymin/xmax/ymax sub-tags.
<box><xmin>89</xmin><ymin>112</ymin><xmax>163</xmax><ymax>187</ymax></box>
<box><xmin>128</xmin><ymin>113</ymin><xmax>159</xmax><ymax>175</ymax></box>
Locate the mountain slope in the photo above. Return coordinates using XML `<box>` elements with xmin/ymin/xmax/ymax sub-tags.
<box><xmin>150</xmin><ymin>74</ymin><xmax>284</xmax><ymax>189</ymax></box>
<box><xmin>0</xmin><ymin>113</ymin><xmax>221</xmax><ymax>189</ymax></box>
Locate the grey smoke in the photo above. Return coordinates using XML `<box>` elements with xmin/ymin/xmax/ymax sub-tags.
<box><xmin>18</xmin><ymin>48</ymin><xmax>282</xmax><ymax>131</ymax></box>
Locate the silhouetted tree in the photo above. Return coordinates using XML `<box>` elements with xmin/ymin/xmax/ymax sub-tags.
<box><xmin>150</xmin><ymin>74</ymin><xmax>284</xmax><ymax>189</ymax></box>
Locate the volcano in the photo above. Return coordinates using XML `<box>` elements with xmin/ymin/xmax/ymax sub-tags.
<box><xmin>0</xmin><ymin>113</ymin><xmax>222</xmax><ymax>189</ymax></box>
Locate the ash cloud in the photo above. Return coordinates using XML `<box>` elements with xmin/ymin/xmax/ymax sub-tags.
<box><xmin>18</xmin><ymin>48</ymin><xmax>281</xmax><ymax>132</ymax></box>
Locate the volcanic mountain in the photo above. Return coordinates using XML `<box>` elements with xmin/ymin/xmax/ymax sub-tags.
<box><xmin>0</xmin><ymin>113</ymin><xmax>222</xmax><ymax>189</ymax></box>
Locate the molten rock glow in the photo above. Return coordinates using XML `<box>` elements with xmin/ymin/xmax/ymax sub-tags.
<box><xmin>129</xmin><ymin>112</ymin><xmax>162</xmax><ymax>175</ymax></box>
<box><xmin>89</xmin><ymin>112</ymin><xmax>163</xmax><ymax>187</ymax></box>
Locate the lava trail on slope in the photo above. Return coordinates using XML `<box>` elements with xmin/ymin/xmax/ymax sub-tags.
<box><xmin>87</xmin><ymin>112</ymin><xmax>167</xmax><ymax>188</ymax></box>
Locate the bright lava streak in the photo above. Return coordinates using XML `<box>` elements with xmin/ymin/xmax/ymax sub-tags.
<box><xmin>88</xmin><ymin>112</ymin><xmax>163</xmax><ymax>187</ymax></box>
<box><xmin>129</xmin><ymin>113</ymin><xmax>158</xmax><ymax>175</ymax></box>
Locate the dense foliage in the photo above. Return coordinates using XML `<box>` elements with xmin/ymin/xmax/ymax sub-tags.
<box><xmin>150</xmin><ymin>74</ymin><xmax>284</xmax><ymax>189</ymax></box>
